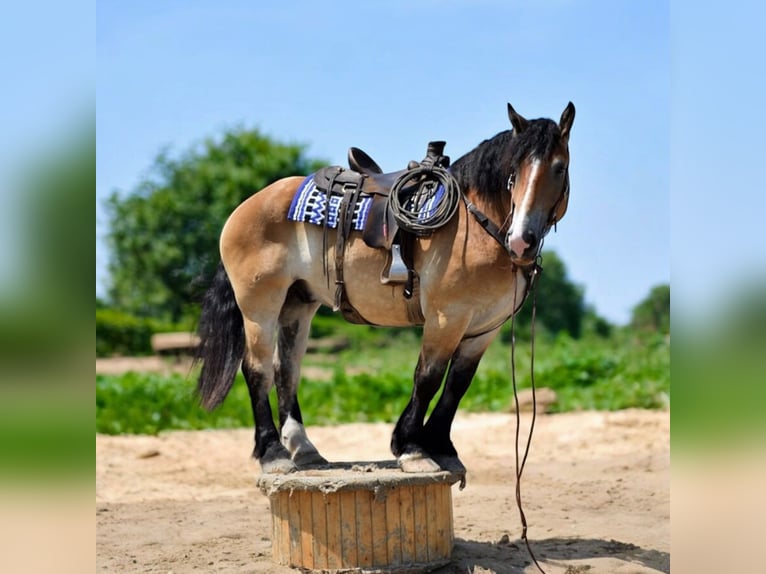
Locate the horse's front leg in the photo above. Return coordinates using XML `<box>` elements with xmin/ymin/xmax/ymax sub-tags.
<box><xmin>391</xmin><ymin>352</ymin><xmax>450</xmax><ymax>472</ymax></box>
<box><xmin>392</xmin><ymin>317</ymin><xmax>469</xmax><ymax>472</ymax></box>
<box><xmin>422</xmin><ymin>330</ymin><xmax>499</xmax><ymax>473</ymax></box>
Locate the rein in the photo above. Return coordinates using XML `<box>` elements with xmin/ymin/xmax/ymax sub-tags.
<box><xmin>510</xmin><ymin>261</ymin><xmax>546</xmax><ymax>573</ymax></box>
<box><xmin>465</xmin><ymin>172</ymin><xmax>548</xmax><ymax>570</ymax></box>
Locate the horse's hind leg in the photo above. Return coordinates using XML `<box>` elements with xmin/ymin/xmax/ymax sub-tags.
<box><xmin>274</xmin><ymin>282</ymin><xmax>326</xmax><ymax>467</ymax></box>
<box><xmin>240</xmin><ymin>302</ymin><xmax>296</xmax><ymax>474</ymax></box>
<box><xmin>234</xmin><ymin>275</ymin><xmax>296</xmax><ymax>473</ymax></box>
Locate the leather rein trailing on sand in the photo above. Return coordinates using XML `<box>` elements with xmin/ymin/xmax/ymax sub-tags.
<box><xmin>510</xmin><ymin>256</ymin><xmax>546</xmax><ymax>574</ymax></box>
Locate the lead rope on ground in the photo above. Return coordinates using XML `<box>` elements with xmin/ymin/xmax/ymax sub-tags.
<box><xmin>511</xmin><ymin>263</ymin><xmax>546</xmax><ymax>574</ymax></box>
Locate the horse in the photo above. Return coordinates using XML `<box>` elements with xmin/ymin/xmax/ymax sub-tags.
<box><xmin>195</xmin><ymin>102</ymin><xmax>575</xmax><ymax>475</ymax></box>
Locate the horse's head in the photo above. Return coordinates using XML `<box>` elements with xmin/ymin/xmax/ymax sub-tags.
<box><xmin>505</xmin><ymin>102</ymin><xmax>575</xmax><ymax>265</ymax></box>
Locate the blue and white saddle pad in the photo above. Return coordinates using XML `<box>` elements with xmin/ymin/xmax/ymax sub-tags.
<box><xmin>287</xmin><ymin>174</ymin><xmax>373</xmax><ymax>230</ymax></box>
<box><xmin>287</xmin><ymin>172</ymin><xmax>447</xmax><ymax>230</ymax></box>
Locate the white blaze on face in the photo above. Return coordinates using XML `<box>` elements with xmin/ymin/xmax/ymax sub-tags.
<box><xmin>507</xmin><ymin>159</ymin><xmax>542</xmax><ymax>257</ymax></box>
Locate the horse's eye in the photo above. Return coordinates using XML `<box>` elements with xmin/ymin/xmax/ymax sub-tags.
<box><xmin>552</xmin><ymin>162</ymin><xmax>567</xmax><ymax>177</ymax></box>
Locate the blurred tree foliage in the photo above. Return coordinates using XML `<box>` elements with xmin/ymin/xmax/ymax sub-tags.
<box><xmin>630</xmin><ymin>284</ymin><xmax>670</xmax><ymax>334</ymax></box>
<box><xmin>503</xmin><ymin>250</ymin><xmax>588</xmax><ymax>340</ymax></box>
<box><xmin>1</xmin><ymin>119</ymin><xmax>94</xmax><ymax>364</ymax></box>
<box><xmin>105</xmin><ymin>129</ymin><xmax>325</xmax><ymax>321</ymax></box>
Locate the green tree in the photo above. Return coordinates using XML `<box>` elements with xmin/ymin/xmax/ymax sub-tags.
<box><xmin>502</xmin><ymin>250</ymin><xmax>587</xmax><ymax>340</ymax></box>
<box><xmin>582</xmin><ymin>306</ymin><xmax>613</xmax><ymax>338</ymax></box>
<box><xmin>630</xmin><ymin>284</ymin><xmax>670</xmax><ymax>334</ymax></box>
<box><xmin>105</xmin><ymin>129</ymin><xmax>324</xmax><ymax>321</ymax></box>
<box><xmin>1</xmin><ymin>120</ymin><xmax>94</xmax><ymax>364</ymax></box>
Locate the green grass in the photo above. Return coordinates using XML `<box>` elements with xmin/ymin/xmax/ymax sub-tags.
<box><xmin>96</xmin><ymin>326</ymin><xmax>669</xmax><ymax>435</ymax></box>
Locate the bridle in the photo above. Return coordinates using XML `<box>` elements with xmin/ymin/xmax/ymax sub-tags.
<box><xmin>460</xmin><ymin>160</ymin><xmax>569</xmax><ymax>342</ymax></box>
<box><xmin>464</xmin><ymin>161</ymin><xmax>569</xmax><ymax>262</ymax></box>
<box><xmin>506</xmin><ymin>163</ymin><xmax>570</xmax><ymax>237</ymax></box>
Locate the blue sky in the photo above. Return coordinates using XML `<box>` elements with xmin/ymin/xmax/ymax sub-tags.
<box><xmin>97</xmin><ymin>1</ymin><xmax>670</xmax><ymax>325</ymax></box>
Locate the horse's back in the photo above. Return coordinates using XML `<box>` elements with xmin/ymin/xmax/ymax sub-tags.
<box><xmin>221</xmin><ymin>176</ymin><xmax>303</xmax><ymax>248</ymax></box>
<box><xmin>219</xmin><ymin>177</ymin><xmax>312</xmax><ymax>308</ymax></box>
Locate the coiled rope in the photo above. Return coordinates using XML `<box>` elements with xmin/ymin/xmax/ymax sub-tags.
<box><xmin>387</xmin><ymin>165</ymin><xmax>460</xmax><ymax>235</ymax></box>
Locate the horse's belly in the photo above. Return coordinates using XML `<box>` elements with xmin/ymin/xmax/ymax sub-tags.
<box><xmin>343</xmin><ymin>282</ymin><xmax>418</xmax><ymax>326</ymax></box>
<box><xmin>294</xmin><ymin>228</ymin><xmax>416</xmax><ymax>326</ymax></box>
<box><xmin>340</xmin><ymin>240</ymin><xmax>417</xmax><ymax>326</ymax></box>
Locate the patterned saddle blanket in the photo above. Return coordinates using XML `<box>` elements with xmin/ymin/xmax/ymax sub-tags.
<box><xmin>287</xmin><ymin>171</ymin><xmax>446</xmax><ymax>232</ymax></box>
<box><xmin>287</xmin><ymin>174</ymin><xmax>373</xmax><ymax>231</ymax></box>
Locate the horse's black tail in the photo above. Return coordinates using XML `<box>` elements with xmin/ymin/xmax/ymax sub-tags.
<box><xmin>194</xmin><ymin>262</ymin><xmax>245</xmax><ymax>410</ymax></box>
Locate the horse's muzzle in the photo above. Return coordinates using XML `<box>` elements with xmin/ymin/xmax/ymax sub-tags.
<box><xmin>507</xmin><ymin>228</ymin><xmax>538</xmax><ymax>262</ymax></box>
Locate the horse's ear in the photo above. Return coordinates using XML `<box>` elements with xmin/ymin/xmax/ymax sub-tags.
<box><xmin>507</xmin><ymin>103</ymin><xmax>529</xmax><ymax>134</ymax></box>
<box><xmin>559</xmin><ymin>102</ymin><xmax>575</xmax><ymax>142</ymax></box>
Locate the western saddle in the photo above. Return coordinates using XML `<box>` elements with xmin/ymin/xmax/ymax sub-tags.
<box><xmin>312</xmin><ymin>142</ymin><xmax>452</xmax><ymax>325</ymax></box>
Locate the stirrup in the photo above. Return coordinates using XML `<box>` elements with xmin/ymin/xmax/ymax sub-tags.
<box><xmin>381</xmin><ymin>244</ymin><xmax>409</xmax><ymax>284</ymax></box>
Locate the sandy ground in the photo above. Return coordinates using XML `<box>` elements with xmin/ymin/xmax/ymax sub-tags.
<box><xmin>96</xmin><ymin>409</ymin><xmax>669</xmax><ymax>573</ymax></box>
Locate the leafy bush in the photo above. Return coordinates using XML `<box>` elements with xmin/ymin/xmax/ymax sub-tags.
<box><xmin>97</xmin><ymin>372</ymin><xmax>254</xmax><ymax>434</ymax></box>
<box><xmin>96</xmin><ymin>308</ymin><xmax>191</xmax><ymax>357</ymax></box>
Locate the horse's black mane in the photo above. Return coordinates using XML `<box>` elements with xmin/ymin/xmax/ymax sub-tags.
<box><xmin>450</xmin><ymin>118</ymin><xmax>561</xmax><ymax>199</ymax></box>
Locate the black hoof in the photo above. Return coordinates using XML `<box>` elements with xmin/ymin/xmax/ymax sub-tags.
<box><xmin>293</xmin><ymin>449</ymin><xmax>329</xmax><ymax>468</ymax></box>
<box><xmin>433</xmin><ymin>454</ymin><xmax>466</xmax><ymax>474</ymax></box>
<box><xmin>257</xmin><ymin>442</ymin><xmax>295</xmax><ymax>474</ymax></box>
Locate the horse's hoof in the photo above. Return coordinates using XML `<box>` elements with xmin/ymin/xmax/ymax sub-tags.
<box><xmin>433</xmin><ymin>455</ymin><xmax>467</xmax><ymax>489</ymax></box>
<box><xmin>398</xmin><ymin>452</ymin><xmax>441</xmax><ymax>473</ymax></box>
<box><xmin>433</xmin><ymin>455</ymin><xmax>466</xmax><ymax>474</ymax></box>
<box><xmin>261</xmin><ymin>458</ymin><xmax>297</xmax><ymax>474</ymax></box>
<box><xmin>293</xmin><ymin>449</ymin><xmax>328</xmax><ymax>468</ymax></box>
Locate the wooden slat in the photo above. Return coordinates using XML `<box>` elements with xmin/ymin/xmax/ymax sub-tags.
<box><xmin>325</xmin><ymin>492</ymin><xmax>342</xmax><ymax>569</ymax></box>
<box><xmin>371</xmin><ymin>490</ymin><xmax>388</xmax><ymax>566</ymax></box>
<box><xmin>270</xmin><ymin>497</ymin><xmax>280</xmax><ymax>563</ymax></box>
<box><xmin>340</xmin><ymin>490</ymin><xmax>358</xmax><ymax>566</ymax></box>
<box><xmin>448</xmin><ymin>486</ymin><xmax>455</xmax><ymax>553</ymax></box>
<box><xmin>279</xmin><ymin>493</ymin><xmax>291</xmax><ymax>564</ymax></box>
<box><xmin>433</xmin><ymin>485</ymin><xmax>449</xmax><ymax>559</ymax></box>
<box><xmin>311</xmin><ymin>492</ymin><xmax>328</xmax><ymax>569</ymax></box>
<box><xmin>287</xmin><ymin>492</ymin><xmax>302</xmax><ymax>566</ymax></box>
<box><xmin>299</xmin><ymin>491</ymin><xmax>314</xmax><ymax>568</ymax></box>
<box><xmin>413</xmin><ymin>484</ymin><xmax>429</xmax><ymax>563</ymax></box>
<box><xmin>355</xmin><ymin>490</ymin><xmax>373</xmax><ymax>567</ymax></box>
<box><xmin>399</xmin><ymin>485</ymin><xmax>416</xmax><ymax>562</ymax></box>
<box><xmin>385</xmin><ymin>486</ymin><xmax>402</xmax><ymax>566</ymax></box>
<box><xmin>425</xmin><ymin>484</ymin><xmax>439</xmax><ymax>560</ymax></box>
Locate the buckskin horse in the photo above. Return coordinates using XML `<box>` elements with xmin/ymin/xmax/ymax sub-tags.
<box><xmin>195</xmin><ymin>102</ymin><xmax>575</xmax><ymax>474</ymax></box>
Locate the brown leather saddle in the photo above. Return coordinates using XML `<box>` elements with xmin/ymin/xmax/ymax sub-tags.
<box><xmin>311</xmin><ymin>142</ymin><xmax>452</xmax><ymax>325</ymax></box>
